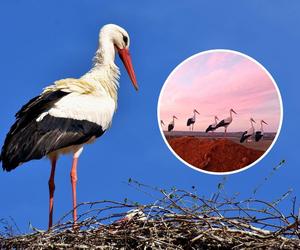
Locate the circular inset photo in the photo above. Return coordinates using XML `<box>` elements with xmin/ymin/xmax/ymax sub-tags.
<box><xmin>158</xmin><ymin>49</ymin><xmax>283</xmax><ymax>175</ymax></box>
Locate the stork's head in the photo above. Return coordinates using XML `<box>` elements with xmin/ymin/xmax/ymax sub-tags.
<box><xmin>230</xmin><ymin>108</ymin><xmax>237</xmax><ymax>114</ymax></box>
<box><xmin>100</xmin><ymin>24</ymin><xmax>138</xmax><ymax>91</ymax></box>
<box><xmin>215</xmin><ymin>116</ymin><xmax>219</xmax><ymax>120</ymax></box>
<box><xmin>261</xmin><ymin>120</ymin><xmax>268</xmax><ymax>125</ymax></box>
<box><xmin>250</xmin><ymin>118</ymin><xmax>256</xmax><ymax>123</ymax></box>
<box><xmin>160</xmin><ymin>120</ymin><xmax>165</xmax><ymax>126</ymax></box>
<box><xmin>193</xmin><ymin>109</ymin><xmax>200</xmax><ymax>115</ymax></box>
<box><xmin>173</xmin><ymin>115</ymin><xmax>178</xmax><ymax>119</ymax></box>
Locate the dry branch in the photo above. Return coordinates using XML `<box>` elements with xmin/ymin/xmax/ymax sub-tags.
<box><xmin>1</xmin><ymin>185</ymin><xmax>300</xmax><ymax>249</ymax></box>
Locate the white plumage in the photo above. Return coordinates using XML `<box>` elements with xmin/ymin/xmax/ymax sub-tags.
<box><xmin>186</xmin><ymin>109</ymin><xmax>200</xmax><ymax>131</ymax></box>
<box><xmin>205</xmin><ymin>116</ymin><xmax>219</xmax><ymax>133</ymax></box>
<box><xmin>41</xmin><ymin>93</ymin><xmax>115</xmax><ymax>130</ymax></box>
<box><xmin>255</xmin><ymin>120</ymin><xmax>268</xmax><ymax>142</ymax></box>
<box><xmin>240</xmin><ymin>118</ymin><xmax>256</xmax><ymax>143</ymax></box>
<box><xmin>1</xmin><ymin>24</ymin><xmax>138</xmax><ymax>229</ymax></box>
<box><xmin>215</xmin><ymin>108</ymin><xmax>237</xmax><ymax>136</ymax></box>
<box><xmin>168</xmin><ymin>115</ymin><xmax>178</xmax><ymax>132</ymax></box>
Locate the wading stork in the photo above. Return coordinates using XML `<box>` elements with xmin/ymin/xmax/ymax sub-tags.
<box><xmin>168</xmin><ymin>116</ymin><xmax>178</xmax><ymax>132</ymax></box>
<box><xmin>205</xmin><ymin>116</ymin><xmax>219</xmax><ymax>133</ymax></box>
<box><xmin>186</xmin><ymin>109</ymin><xmax>199</xmax><ymax>131</ymax></box>
<box><xmin>215</xmin><ymin>109</ymin><xmax>237</xmax><ymax>137</ymax></box>
<box><xmin>240</xmin><ymin>118</ymin><xmax>256</xmax><ymax>143</ymax></box>
<box><xmin>0</xmin><ymin>24</ymin><xmax>138</xmax><ymax>229</ymax></box>
<box><xmin>255</xmin><ymin>120</ymin><xmax>268</xmax><ymax>142</ymax></box>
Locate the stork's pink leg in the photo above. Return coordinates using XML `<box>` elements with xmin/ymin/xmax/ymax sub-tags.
<box><xmin>70</xmin><ymin>157</ymin><xmax>78</xmax><ymax>226</ymax></box>
<box><xmin>48</xmin><ymin>157</ymin><xmax>57</xmax><ymax>229</ymax></box>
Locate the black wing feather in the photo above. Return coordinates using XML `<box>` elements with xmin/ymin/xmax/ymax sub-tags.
<box><xmin>187</xmin><ymin>118</ymin><xmax>194</xmax><ymax>126</ymax></box>
<box><xmin>255</xmin><ymin>131</ymin><xmax>263</xmax><ymax>142</ymax></box>
<box><xmin>240</xmin><ymin>131</ymin><xmax>251</xmax><ymax>143</ymax></box>
<box><xmin>10</xmin><ymin>90</ymin><xmax>69</xmax><ymax>135</ymax></box>
<box><xmin>215</xmin><ymin>119</ymin><xmax>230</xmax><ymax>129</ymax></box>
<box><xmin>205</xmin><ymin>125</ymin><xmax>213</xmax><ymax>133</ymax></box>
<box><xmin>168</xmin><ymin>124</ymin><xmax>174</xmax><ymax>132</ymax></box>
<box><xmin>1</xmin><ymin>90</ymin><xmax>104</xmax><ymax>171</ymax></box>
<box><xmin>1</xmin><ymin>115</ymin><xmax>104</xmax><ymax>171</ymax></box>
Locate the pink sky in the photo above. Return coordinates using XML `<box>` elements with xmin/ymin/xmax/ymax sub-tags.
<box><xmin>159</xmin><ymin>51</ymin><xmax>282</xmax><ymax>132</ymax></box>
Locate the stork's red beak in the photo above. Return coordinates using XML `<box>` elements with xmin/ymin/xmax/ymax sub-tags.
<box><xmin>117</xmin><ymin>48</ymin><xmax>138</xmax><ymax>91</ymax></box>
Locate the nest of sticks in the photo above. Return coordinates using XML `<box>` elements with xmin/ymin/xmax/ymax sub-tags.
<box><xmin>1</xmin><ymin>181</ymin><xmax>300</xmax><ymax>249</ymax></box>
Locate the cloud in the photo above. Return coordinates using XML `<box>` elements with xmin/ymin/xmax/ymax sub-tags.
<box><xmin>159</xmin><ymin>51</ymin><xmax>281</xmax><ymax>132</ymax></box>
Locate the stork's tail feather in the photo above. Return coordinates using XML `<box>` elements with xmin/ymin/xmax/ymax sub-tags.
<box><xmin>1</xmin><ymin>152</ymin><xmax>17</xmax><ymax>172</ymax></box>
<box><xmin>0</xmin><ymin>149</ymin><xmax>12</xmax><ymax>171</ymax></box>
<box><xmin>255</xmin><ymin>132</ymin><xmax>263</xmax><ymax>142</ymax></box>
<box><xmin>205</xmin><ymin>125</ymin><xmax>212</xmax><ymax>133</ymax></box>
<box><xmin>0</xmin><ymin>154</ymin><xmax>3</xmax><ymax>171</ymax></box>
<box><xmin>1</xmin><ymin>140</ymin><xmax>29</xmax><ymax>172</ymax></box>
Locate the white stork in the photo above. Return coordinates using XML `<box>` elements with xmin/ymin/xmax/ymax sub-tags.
<box><xmin>0</xmin><ymin>24</ymin><xmax>138</xmax><ymax>229</ymax></box>
<box><xmin>168</xmin><ymin>115</ymin><xmax>178</xmax><ymax>132</ymax></box>
<box><xmin>215</xmin><ymin>108</ymin><xmax>237</xmax><ymax>137</ymax></box>
<box><xmin>205</xmin><ymin>116</ymin><xmax>219</xmax><ymax>133</ymax></box>
<box><xmin>255</xmin><ymin>120</ymin><xmax>268</xmax><ymax>142</ymax></box>
<box><xmin>186</xmin><ymin>109</ymin><xmax>200</xmax><ymax>131</ymax></box>
<box><xmin>240</xmin><ymin>118</ymin><xmax>256</xmax><ymax>143</ymax></box>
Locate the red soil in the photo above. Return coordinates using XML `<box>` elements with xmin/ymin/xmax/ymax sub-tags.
<box><xmin>167</xmin><ymin>137</ymin><xmax>264</xmax><ymax>172</ymax></box>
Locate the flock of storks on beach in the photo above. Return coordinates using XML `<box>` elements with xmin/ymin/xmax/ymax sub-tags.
<box><xmin>161</xmin><ymin>108</ymin><xmax>269</xmax><ymax>143</ymax></box>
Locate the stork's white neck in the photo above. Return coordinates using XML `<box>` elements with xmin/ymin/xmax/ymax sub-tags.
<box><xmin>81</xmin><ymin>37</ymin><xmax>120</xmax><ymax>103</ymax></box>
<box><xmin>250</xmin><ymin>120</ymin><xmax>255</xmax><ymax>129</ymax></box>
<box><xmin>94</xmin><ymin>34</ymin><xmax>116</xmax><ymax>66</ymax></box>
<box><xmin>214</xmin><ymin>117</ymin><xmax>218</xmax><ymax>124</ymax></box>
<box><xmin>260</xmin><ymin>121</ymin><xmax>264</xmax><ymax>132</ymax></box>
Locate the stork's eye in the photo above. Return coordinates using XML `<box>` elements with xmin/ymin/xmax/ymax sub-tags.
<box><xmin>123</xmin><ymin>35</ymin><xmax>128</xmax><ymax>46</ymax></box>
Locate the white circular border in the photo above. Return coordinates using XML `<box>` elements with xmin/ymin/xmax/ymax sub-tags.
<box><xmin>157</xmin><ymin>49</ymin><xmax>283</xmax><ymax>175</ymax></box>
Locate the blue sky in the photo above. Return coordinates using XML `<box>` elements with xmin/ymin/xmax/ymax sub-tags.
<box><xmin>0</xmin><ymin>1</ymin><xmax>299</xmax><ymax>232</ymax></box>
